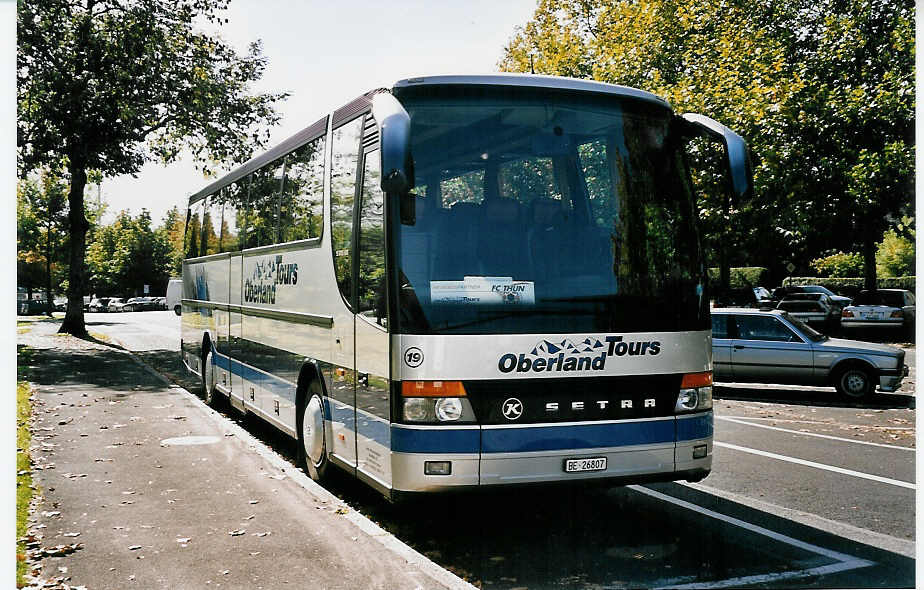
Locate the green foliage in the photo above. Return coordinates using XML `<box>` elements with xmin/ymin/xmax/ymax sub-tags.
<box><xmin>810</xmin><ymin>251</ymin><xmax>864</xmax><ymax>277</ymax></box>
<box><xmin>500</xmin><ymin>0</ymin><xmax>914</xmax><ymax>282</ymax></box>
<box><xmin>707</xmin><ymin>267</ymin><xmax>768</xmax><ymax>288</ymax></box>
<box><xmin>16</xmin><ymin>380</ymin><xmax>34</xmax><ymax>587</ymax></box>
<box><xmin>18</xmin><ymin>0</ymin><xmax>287</xmax><ymax>333</ymax></box>
<box><xmin>87</xmin><ymin>210</ymin><xmax>174</xmax><ymax>296</ymax></box>
<box><xmin>876</xmin><ymin>218</ymin><xmax>915</xmax><ymax>277</ymax></box>
<box><xmin>156</xmin><ymin>206</ymin><xmax>186</xmax><ymax>276</ymax></box>
<box><xmin>17</xmin><ymin>171</ymin><xmax>69</xmax><ymax>305</ymax></box>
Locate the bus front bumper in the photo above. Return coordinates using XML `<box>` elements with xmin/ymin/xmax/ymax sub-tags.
<box><xmin>390</xmin><ymin>413</ymin><xmax>712</xmax><ymax>493</ymax></box>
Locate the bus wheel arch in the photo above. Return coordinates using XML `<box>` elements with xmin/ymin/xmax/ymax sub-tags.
<box><xmin>200</xmin><ymin>334</ymin><xmax>220</xmax><ymax>407</ymax></box>
<box><xmin>296</xmin><ymin>362</ymin><xmax>329</xmax><ymax>481</ymax></box>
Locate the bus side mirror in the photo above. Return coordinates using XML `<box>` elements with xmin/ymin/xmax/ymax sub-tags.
<box><xmin>371</xmin><ymin>93</ymin><xmax>413</xmax><ymax>194</ymax></box>
<box><xmin>400</xmin><ymin>191</ymin><xmax>416</xmax><ymax>225</ymax></box>
<box><xmin>681</xmin><ymin>113</ymin><xmax>753</xmax><ymax>202</ymax></box>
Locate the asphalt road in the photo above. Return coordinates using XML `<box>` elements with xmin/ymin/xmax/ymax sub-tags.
<box><xmin>83</xmin><ymin>310</ymin><xmax>916</xmax><ymax>588</ymax></box>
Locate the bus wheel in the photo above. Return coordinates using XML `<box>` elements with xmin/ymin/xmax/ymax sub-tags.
<box><xmin>298</xmin><ymin>382</ymin><xmax>328</xmax><ymax>482</ymax></box>
<box><xmin>202</xmin><ymin>349</ymin><xmax>220</xmax><ymax>407</ymax></box>
<box><xmin>834</xmin><ymin>365</ymin><xmax>872</xmax><ymax>400</ymax></box>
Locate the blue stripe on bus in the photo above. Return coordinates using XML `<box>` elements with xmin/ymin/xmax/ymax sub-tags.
<box><xmin>213</xmin><ymin>352</ymin><xmax>296</xmax><ymax>404</ymax></box>
<box><xmin>391</xmin><ymin>426</ymin><xmax>481</xmax><ymax>454</ymax></box>
<box><xmin>676</xmin><ymin>412</ymin><xmax>713</xmax><ymax>441</ymax></box>
<box><xmin>481</xmin><ymin>419</ymin><xmax>676</xmax><ymax>454</ymax></box>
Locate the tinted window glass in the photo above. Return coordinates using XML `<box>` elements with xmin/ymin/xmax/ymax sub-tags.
<box><xmin>246</xmin><ymin>162</ymin><xmax>283</xmax><ymax>248</ymax></box>
<box><xmin>853</xmin><ymin>290</ymin><xmax>905</xmax><ymax>307</ymax></box>
<box><xmin>734</xmin><ymin>315</ymin><xmax>800</xmax><ymax>342</ymax></box>
<box><xmin>185</xmin><ymin>200</ymin><xmax>204</xmax><ymax>259</ymax></box>
<box><xmin>201</xmin><ymin>195</ymin><xmax>222</xmax><ymax>256</ymax></box>
<box><xmin>330</xmin><ymin>117</ymin><xmax>363</xmax><ymax>305</ymax></box>
<box><xmin>357</xmin><ymin>150</ymin><xmax>385</xmax><ymax>323</ymax></box>
<box><xmin>711</xmin><ymin>314</ymin><xmax>728</xmax><ymax>339</ymax></box>
<box><xmin>397</xmin><ymin>91</ymin><xmax>705</xmax><ymax>335</ymax></box>
<box><xmin>280</xmin><ymin>137</ymin><xmax>325</xmax><ymax>242</ymax></box>
<box><xmin>222</xmin><ymin>181</ymin><xmax>247</xmax><ymax>252</ymax></box>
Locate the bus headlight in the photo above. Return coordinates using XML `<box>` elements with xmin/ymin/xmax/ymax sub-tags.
<box><xmin>675</xmin><ymin>372</ymin><xmax>713</xmax><ymax>413</ymax></box>
<box><xmin>400</xmin><ymin>381</ymin><xmax>477</xmax><ymax>424</ymax></box>
<box><xmin>435</xmin><ymin>398</ymin><xmax>463</xmax><ymax>422</ymax></box>
<box><xmin>403</xmin><ymin>398</ymin><xmax>431</xmax><ymax>422</ymax></box>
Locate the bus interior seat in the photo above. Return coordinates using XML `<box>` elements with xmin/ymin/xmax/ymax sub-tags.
<box><xmin>478</xmin><ymin>198</ymin><xmax>528</xmax><ymax>277</ymax></box>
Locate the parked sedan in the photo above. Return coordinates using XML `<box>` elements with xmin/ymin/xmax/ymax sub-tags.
<box><xmin>106</xmin><ymin>297</ymin><xmax>126</xmax><ymax>312</ymax></box>
<box><xmin>88</xmin><ymin>297</ymin><xmax>111</xmax><ymax>312</ymax></box>
<box><xmin>712</xmin><ymin>308</ymin><xmax>907</xmax><ymax>399</ymax></box>
<box><xmin>841</xmin><ymin>289</ymin><xmax>915</xmax><ymax>332</ymax></box>
<box><xmin>776</xmin><ymin>293</ymin><xmax>836</xmax><ymax>327</ymax></box>
<box><xmin>772</xmin><ymin>285</ymin><xmax>852</xmax><ymax>312</ymax></box>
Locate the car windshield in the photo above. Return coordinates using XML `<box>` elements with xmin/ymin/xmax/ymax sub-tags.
<box><xmin>781</xmin><ymin>313</ymin><xmax>826</xmax><ymax>341</ymax></box>
<box><xmin>802</xmin><ymin>286</ymin><xmax>834</xmax><ymax>296</ymax></box>
<box><xmin>778</xmin><ymin>301</ymin><xmax>823</xmax><ymax>312</ymax></box>
<box><xmin>394</xmin><ymin>88</ymin><xmax>706</xmax><ymax>335</ymax></box>
<box><xmin>853</xmin><ymin>290</ymin><xmax>904</xmax><ymax>307</ymax></box>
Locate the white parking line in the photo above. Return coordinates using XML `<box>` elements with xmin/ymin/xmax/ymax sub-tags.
<box><xmin>714</xmin><ymin>441</ymin><xmax>916</xmax><ymax>489</ymax></box>
<box><xmin>719</xmin><ymin>416</ymin><xmax>914</xmax><ymax>430</ymax></box>
<box><xmin>717</xmin><ymin>416</ymin><xmax>915</xmax><ymax>450</ymax></box>
<box><xmin>630</xmin><ymin>486</ymin><xmax>874</xmax><ymax>589</ymax></box>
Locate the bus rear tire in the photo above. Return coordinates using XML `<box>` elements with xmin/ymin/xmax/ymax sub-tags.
<box><xmin>202</xmin><ymin>349</ymin><xmax>221</xmax><ymax>408</ymax></box>
<box><xmin>298</xmin><ymin>382</ymin><xmax>328</xmax><ymax>482</ymax></box>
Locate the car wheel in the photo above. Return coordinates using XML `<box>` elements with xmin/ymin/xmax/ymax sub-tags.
<box><xmin>834</xmin><ymin>365</ymin><xmax>873</xmax><ymax>399</ymax></box>
<box><xmin>297</xmin><ymin>381</ymin><xmax>328</xmax><ymax>482</ymax></box>
<box><xmin>202</xmin><ymin>349</ymin><xmax>220</xmax><ymax>407</ymax></box>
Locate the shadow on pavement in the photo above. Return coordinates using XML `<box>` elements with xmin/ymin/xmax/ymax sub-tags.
<box><xmin>18</xmin><ymin>344</ymin><xmax>165</xmax><ymax>393</ymax></box>
<box><xmin>714</xmin><ymin>384</ymin><xmax>914</xmax><ymax>410</ymax></box>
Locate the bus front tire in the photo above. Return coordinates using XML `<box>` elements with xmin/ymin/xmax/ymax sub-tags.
<box><xmin>298</xmin><ymin>383</ymin><xmax>328</xmax><ymax>482</ymax></box>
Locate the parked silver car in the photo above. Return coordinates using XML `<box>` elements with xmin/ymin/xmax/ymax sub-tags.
<box><xmin>712</xmin><ymin>308</ymin><xmax>907</xmax><ymax>399</ymax></box>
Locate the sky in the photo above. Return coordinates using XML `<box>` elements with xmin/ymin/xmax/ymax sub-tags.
<box><xmin>99</xmin><ymin>0</ymin><xmax>539</xmax><ymax>225</ymax></box>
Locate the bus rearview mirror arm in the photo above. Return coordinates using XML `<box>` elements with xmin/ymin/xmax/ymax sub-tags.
<box><xmin>681</xmin><ymin>113</ymin><xmax>753</xmax><ymax>203</ymax></box>
<box><xmin>372</xmin><ymin>93</ymin><xmax>413</xmax><ymax>195</ymax></box>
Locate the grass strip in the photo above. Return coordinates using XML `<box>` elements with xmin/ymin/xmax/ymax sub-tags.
<box><xmin>16</xmin><ymin>380</ymin><xmax>35</xmax><ymax>587</ymax></box>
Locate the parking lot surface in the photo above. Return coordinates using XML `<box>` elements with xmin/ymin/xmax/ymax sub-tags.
<box><xmin>20</xmin><ymin>312</ymin><xmax>916</xmax><ymax>588</ymax></box>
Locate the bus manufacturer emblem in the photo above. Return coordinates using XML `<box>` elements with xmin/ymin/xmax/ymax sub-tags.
<box><xmin>502</xmin><ymin>398</ymin><xmax>524</xmax><ymax>420</ymax></box>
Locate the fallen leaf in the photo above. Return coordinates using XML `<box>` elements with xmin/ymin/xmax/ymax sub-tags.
<box><xmin>229</xmin><ymin>529</ymin><xmax>246</xmax><ymax>536</ymax></box>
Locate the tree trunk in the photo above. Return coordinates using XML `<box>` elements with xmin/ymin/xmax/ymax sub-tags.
<box><xmin>863</xmin><ymin>224</ymin><xmax>877</xmax><ymax>292</ymax></box>
<box><xmin>44</xmin><ymin>228</ymin><xmax>54</xmax><ymax>317</ymax></box>
<box><xmin>59</xmin><ymin>163</ymin><xmax>90</xmax><ymax>336</ymax></box>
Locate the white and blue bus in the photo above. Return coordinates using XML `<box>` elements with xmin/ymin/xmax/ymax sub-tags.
<box><xmin>181</xmin><ymin>74</ymin><xmax>751</xmax><ymax>500</ymax></box>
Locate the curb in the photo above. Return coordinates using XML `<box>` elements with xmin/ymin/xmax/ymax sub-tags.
<box><xmin>117</xmin><ymin>343</ymin><xmax>478</xmax><ymax>590</ymax></box>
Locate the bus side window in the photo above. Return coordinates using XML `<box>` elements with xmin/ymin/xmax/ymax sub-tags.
<box><xmin>330</xmin><ymin>116</ymin><xmax>364</xmax><ymax>306</ymax></box>
<box><xmin>357</xmin><ymin>150</ymin><xmax>385</xmax><ymax>324</ymax></box>
<box><xmin>202</xmin><ymin>194</ymin><xmax>222</xmax><ymax>256</ymax></box>
<box><xmin>279</xmin><ymin>136</ymin><xmax>325</xmax><ymax>243</ymax></box>
<box><xmin>222</xmin><ymin>181</ymin><xmax>246</xmax><ymax>252</ymax></box>
<box><xmin>246</xmin><ymin>161</ymin><xmax>283</xmax><ymax>248</ymax></box>
<box><xmin>185</xmin><ymin>199</ymin><xmax>204</xmax><ymax>259</ymax></box>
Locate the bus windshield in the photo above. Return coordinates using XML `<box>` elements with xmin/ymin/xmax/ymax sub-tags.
<box><xmin>394</xmin><ymin>88</ymin><xmax>707</xmax><ymax>335</ymax></box>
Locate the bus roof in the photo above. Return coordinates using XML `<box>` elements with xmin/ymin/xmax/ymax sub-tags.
<box><xmin>392</xmin><ymin>74</ymin><xmax>671</xmax><ymax>109</ymax></box>
<box><xmin>186</xmin><ymin>74</ymin><xmax>671</xmax><ymax>206</ymax></box>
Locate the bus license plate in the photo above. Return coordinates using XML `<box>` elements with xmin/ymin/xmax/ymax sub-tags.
<box><xmin>564</xmin><ymin>457</ymin><xmax>607</xmax><ymax>473</ymax></box>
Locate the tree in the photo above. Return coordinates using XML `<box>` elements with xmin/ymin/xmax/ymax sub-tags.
<box><xmin>87</xmin><ymin>210</ymin><xmax>174</xmax><ymax>296</ymax></box>
<box><xmin>500</xmin><ymin>0</ymin><xmax>914</xmax><ymax>287</ymax></box>
<box><xmin>156</xmin><ymin>206</ymin><xmax>187</xmax><ymax>277</ymax></box>
<box><xmin>18</xmin><ymin>0</ymin><xmax>287</xmax><ymax>336</ymax></box>
<box><xmin>876</xmin><ymin>217</ymin><xmax>915</xmax><ymax>277</ymax></box>
<box><xmin>17</xmin><ymin>170</ymin><xmax>69</xmax><ymax>314</ymax></box>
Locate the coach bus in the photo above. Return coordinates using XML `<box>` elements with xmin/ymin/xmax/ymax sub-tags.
<box><xmin>180</xmin><ymin>74</ymin><xmax>751</xmax><ymax>500</ymax></box>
